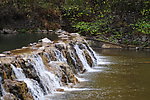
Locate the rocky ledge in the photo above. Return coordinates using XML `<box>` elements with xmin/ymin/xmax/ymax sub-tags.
<box><xmin>0</xmin><ymin>30</ymin><xmax>97</xmax><ymax>100</ymax></box>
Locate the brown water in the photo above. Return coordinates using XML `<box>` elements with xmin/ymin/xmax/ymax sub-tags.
<box><xmin>48</xmin><ymin>49</ymin><xmax>150</xmax><ymax>100</ymax></box>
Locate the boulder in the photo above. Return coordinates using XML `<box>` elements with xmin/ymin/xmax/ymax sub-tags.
<box><xmin>55</xmin><ymin>42</ymin><xmax>66</xmax><ymax>50</ymax></box>
<box><xmin>0</xmin><ymin>54</ymin><xmax>6</xmax><ymax>57</ymax></box>
<box><xmin>70</xmin><ymin>33</ymin><xmax>80</xmax><ymax>37</ymax></box>
<box><xmin>41</xmin><ymin>38</ymin><xmax>52</xmax><ymax>43</ymax></box>
<box><xmin>3</xmin><ymin>79</ymin><xmax>33</xmax><ymax>100</ymax></box>
<box><xmin>2</xmin><ymin>29</ymin><xmax>17</xmax><ymax>34</ymax></box>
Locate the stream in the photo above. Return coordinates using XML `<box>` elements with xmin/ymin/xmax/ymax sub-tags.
<box><xmin>47</xmin><ymin>49</ymin><xmax>150</xmax><ymax>100</ymax></box>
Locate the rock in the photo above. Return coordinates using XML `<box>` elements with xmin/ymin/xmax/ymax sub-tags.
<box><xmin>3</xmin><ymin>51</ymin><xmax>11</xmax><ymax>55</ymax></box>
<box><xmin>3</xmin><ymin>79</ymin><xmax>33</xmax><ymax>100</ymax></box>
<box><xmin>70</xmin><ymin>33</ymin><xmax>80</xmax><ymax>37</ymax></box>
<box><xmin>55</xmin><ymin>42</ymin><xmax>66</xmax><ymax>50</ymax></box>
<box><xmin>56</xmin><ymin>88</ymin><xmax>64</xmax><ymax>92</ymax></box>
<box><xmin>2</xmin><ymin>93</ymin><xmax>17</xmax><ymax>100</ymax></box>
<box><xmin>142</xmin><ymin>35</ymin><xmax>147</xmax><ymax>42</ymax></box>
<box><xmin>41</xmin><ymin>38</ymin><xmax>52</xmax><ymax>43</ymax></box>
<box><xmin>38</xmin><ymin>46</ymin><xmax>45</xmax><ymax>51</ymax></box>
<box><xmin>78</xmin><ymin>44</ymin><xmax>85</xmax><ymax>49</ymax></box>
<box><xmin>61</xmin><ymin>37</ymin><xmax>69</xmax><ymax>40</ymax></box>
<box><xmin>56</xmin><ymin>29</ymin><xmax>64</xmax><ymax>33</ymax></box>
<box><xmin>2</xmin><ymin>29</ymin><xmax>17</xmax><ymax>34</ymax></box>
<box><xmin>0</xmin><ymin>30</ymin><xmax>4</xmax><ymax>34</ymax></box>
<box><xmin>22</xmin><ymin>47</ymin><xmax>28</xmax><ymax>49</ymax></box>
<box><xmin>58</xmin><ymin>34</ymin><xmax>69</xmax><ymax>38</ymax></box>
<box><xmin>36</xmin><ymin>29</ymin><xmax>42</xmax><ymax>33</ymax></box>
<box><xmin>0</xmin><ymin>54</ymin><xmax>6</xmax><ymax>57</ymax></box>
<box><xmin>42</xmin><ymin>30</ymin><xmax>48</xmax><ymax>34</ymax></box>
<box><xmin>48</xmin><ymin>30</ymin><xmax>53</xmax><ymax>32</ymax></box>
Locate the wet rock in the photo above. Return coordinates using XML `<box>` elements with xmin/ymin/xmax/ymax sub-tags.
<box><xmin>0</xmin><ymin>54</ymin><xmax>6</xmax><ymax>57</ymax></box>
<box><xmin>84</xmin><ymin>50</ymin><xmax>93</xmax><ymax>67</ymax></box>
<box><xmin>70</xmin><ymin>33</ymin><xmax>80</xmax><ymax>37</ymax></box>
<box><xmin>3</xmin><ymin>51</ymin><xmax>11</xmax><ymax>55</ymax></box>
<box><xmin>49</xmin><ymin>61</ymin><xmax>78</xmax><ymax>85</ymax></box>
<box><xmin>3</xmin><ymin>79</ymin><xmax>33</xmax><ymax>100</ymax></box>
<box><xmin>78</xmin><ymin>44</ymin><xmax>85</xmax><ymax>49</ymax></box>
<box><xmin>42</xmin><ymin>30</ymin><xmax>48</xmax><ymax>34</ymax></box>
<box><xmin>41</xmin><ymin>38</ymin><xmax>52</xmax><ymax>43</ymax></box>
<box><xmin>2</xmin><ymin>29</ymin><xmax>17</xmax><ymax>34</ymax></box>
<box><xmin>2</xmin><ymin>93</ymin><xmax>17</xmax><ymax>100</ymax></box>
<box><xmin>56</xmin><ymin>29</ymin><xmax>64</xmax><ymax>33</ymax></box>
<box><xmin>58</xmin><ymin>34</ymin><xmax>69</xmax><ymax>38</ymax></box>
<box><xmin>55</xmin><ymin>42</ymin><xmax>66</xmax><ymax>50</ymax></box>
<box><xmin>56</xmin><ymin>88</ymin><xmax>64</xmax><ymax>92</ymax></box>
<box><xmin>48</xmin><ymin>30</ymin><xmax>53</xmax><ymax>32</ymax></box>
<box><xmin>0</xmin><ymin>30</ymin><xmax>4</xmax><ymax>34</ymax></box>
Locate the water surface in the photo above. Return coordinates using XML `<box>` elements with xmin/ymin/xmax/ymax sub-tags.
<box><xmin>48</xmin><ymin>49</ymin><xmax>150</xmax><ymax>100</ymax></box>
<box><xmin>0</xmin><ymin>33</ymin><xmax>58</xmax><ymax>53</ymax></box>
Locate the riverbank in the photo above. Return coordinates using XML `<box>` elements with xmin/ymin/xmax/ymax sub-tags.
<box><xmin>86</xmin><ymin>37</ymin><xmax>150</xmax><ymax>51</ymax></box>
<box><xmin>0</xmin><ymin>0</ymin><xmax>149</xmax><ymax>47</ymax></box>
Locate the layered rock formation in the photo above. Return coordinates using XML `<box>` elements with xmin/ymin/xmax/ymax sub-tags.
<box><xmin>0</xmin><ymin>30</ymin><xmax>97</xmax><ymax>100</ymax></box>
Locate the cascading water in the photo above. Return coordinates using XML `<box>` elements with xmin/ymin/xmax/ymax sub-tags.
<box><xmin>11</xmin><ymin>64</ymin><xmax>44</xmax><ymax>100</ymax></box>
<box><xmin>0</xmin><ymin>32</ymin><xmax>99</xmax><ymax>100</ymax></box>
<box><xmin>0</xmin><ymin>76</ymin><xmax>6</xmax><ymax>98</ymax></box>
<box><xmin>82</xmin><ymin>43</ymin><xmax>97</xmax><ymax>66</ymax></box>
<box><xmin>54</xmin><ymin>49</ymin><xmax>67</xmax><ymax>63</ymax></box>
<box><xmin>74</xmin><ymin>44</ymin><xmax>93</xmax><ymax>71</ymax></box>
<box><xmin>29</xmin><ymin>54</ymin><xmax>61</xmax><ymax>94</ymax></box>
<box><xmin>84</xmin><ymin>40</ymin><xmax>98</xmax><ymax>63</ymax></box>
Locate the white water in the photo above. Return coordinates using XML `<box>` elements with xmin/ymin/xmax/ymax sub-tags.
<box><xmin>82</xmin><ymin>44</ymin><xmax>97</xmax><ymax>66</ymax></box>
<box><xmin>84</xmin><ymin>40</ymin><xmax>98</xmax><ymax>62</ymax></box>
<box><xmin>74</xmin><ymin>44</ymin><xmax>94</xmax><ymax>72</ymax></box>
<box><xmin>1</xmin><ymin>41</ymin><xmax>100</xmax><ymax>100</ymax></box>
<box><xmin>29</xmin><ymin>55</ymin><xmax>61</xmax><ymax>94</ymax></box>
<box><xmin>54</xmin><ymin>49</ymin><xmax>67</xmax><ymax>63</ymax></box>
<box><xmin>11</xmin><ymin>64</ymin><xmax>44</xmax><ymax>100</ymax></box>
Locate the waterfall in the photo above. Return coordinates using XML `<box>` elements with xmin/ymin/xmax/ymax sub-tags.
<box><xmin>84</xmin><ymin>40</ymin><xmax>98</xmax><ymax>62</ymax></box>
<box><xmin>11</xmin><ymin>64</ymin><xmax>45</xmax><ymax>100</ymax></box>
<box><xmin>82</xmin><ymin>44</ymin><xmax>97</xmax><ymax>66</ymax></box>
<box><xmin>0</xmin><ymin>33</ymin><xmax>99</xmax><ymax>100</ymax></box>
<box><xmin>74</xmin><ymin>44</ymin><xmax>93</xmax><ymax>71</ymax></box>
<box><xmin>29</xmin><ymin>54</ymin><xmax>61</xmax><ymax>94</ymax></box>
<box><xmin>54</xmin><ymin>49</ymin><xmax>67</xmax><ymax>63</ymax></box>
<box><xmin>0</xmin><ymin>77</ymin><xmax>6</xmax><ymax>96</ymax></box>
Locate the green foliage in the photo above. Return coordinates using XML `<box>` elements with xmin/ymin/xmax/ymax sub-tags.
<box><xmin>135</xmin><ymin>20</ymin><xmax>150</xmax><ymax>34</ymax></box>
<box><xmin>73</xmin><ymin>14</ymin><xmax>113</xmax><ymax>35</ymax></box>
<box><xmin>73</xmin><ymin>21</ymin><xmax>100</xmax><ymax>35</ymax></box>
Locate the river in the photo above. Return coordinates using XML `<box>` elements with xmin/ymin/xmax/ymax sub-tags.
<box><xmin>1</xmin><ymin>33</ymin><xmax>150</xmax><ymax>100</ymax></box>
<box><xmin>47</xmin><ymin>49</ymin><xmax>150</xmax><ymax>100</ymax></box>
<box><xmin>0</xmin><ymin>33</ymin><xmax>58</xmax><ymax>53</ymax></box>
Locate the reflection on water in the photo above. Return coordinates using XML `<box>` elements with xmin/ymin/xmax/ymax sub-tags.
<box><xmin>0</xmin><ymin>33</ymin><xmax>58</xmax><ymax>53</ymax></box>
<box><xmin>48</xmin><ymin>49</ymin><xmax>150</xmax><ymax>100</ymax></box>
